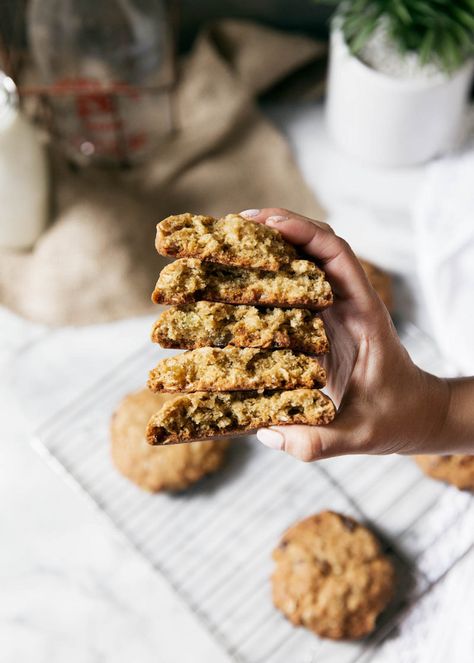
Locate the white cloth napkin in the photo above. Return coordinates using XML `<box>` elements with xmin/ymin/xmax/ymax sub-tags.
<box><xmin>414</xmin><ymin>145</ymin><xmax>474</xmax><ymax>376</ymax></box>
<box><xmin>412</xmin><ymin>135</ymin><xmax>474</xmax><ymax>663</ymax></box>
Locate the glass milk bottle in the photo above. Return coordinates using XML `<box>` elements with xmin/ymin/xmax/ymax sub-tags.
<box><xmin>28</xmin><ymin>0</ymin><xmax>172</xmax><ymax>166</ymax></box>
<box><xmin>0</xmin><ymin>73</ymin><xmax>48</xmax><ymax>249</ymax></box>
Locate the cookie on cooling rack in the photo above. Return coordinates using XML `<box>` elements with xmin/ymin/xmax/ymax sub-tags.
<box><xmin>110</xmin><ymin>388</ymin><xmax>229</xmax><ymax>492</ymax></box>
<box><xmin>415</xmin><ymin>454</ymin><xmax>474</xmax><ymax>491</ymax></box>
<box><xmin>271</xmin><ymin>510</ymin><xmax>395</xmax><ymax>640</ymax></box>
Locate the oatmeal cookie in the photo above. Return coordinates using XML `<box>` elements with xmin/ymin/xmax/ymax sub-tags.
<box><xmin>110</xmin><ymin>388</ymin><xmax>229</xmax><ymax>491</ymax></box>
<box><xmin>146</xmin><ymin>388</ymin><xmax>335</xmax><ymax>445</ymax></box>
<box><xmin>151</xmin><ymin>302</ymin><xmax>329</xmax><ymax>355</ymax></box>
<box><xmin>152</xmin><ymin>258</ymin><xmax>333</xmax><ymax>310</ymax></box>
<box><xmin>415</xmin><ymin>455</ymin><xmax>474</xmax><ymax>490</ymax></box>
<box><xmin>155</xmin><ymin>213</ymin><xmax>296</xmax><ymax>270</ymax></box>
<box><xmin>148</xmin><ymin>347</ymin><xmax>326</xmax><ymax>393</ymax></box>
<box><xmin>272</xmin><ymin>511</ymin><xmax>395</xmax><ymax>640</ymax></box>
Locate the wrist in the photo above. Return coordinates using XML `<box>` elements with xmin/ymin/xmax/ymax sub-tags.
<box><xmin>432</xmin><ymin>377</ymin><xmax>474</xmax><ymax>454</ymax></box>
<box><xmin>404</xmin><ymin>370</ymin><xmax>451</xmax><ymax>455</ymax></box>
<box><xmin>420</xmin><ymin>373</ymin><xmax>452</xmax><ymax>453</ymax></box>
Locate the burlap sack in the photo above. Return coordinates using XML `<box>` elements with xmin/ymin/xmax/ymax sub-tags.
<box><xmin>0</xmin><ymin>20</ymin><xmax>326</xmax><ymax>325</ymax></box>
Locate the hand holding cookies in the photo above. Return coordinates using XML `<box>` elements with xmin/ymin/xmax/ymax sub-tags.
<box><xmin>109</xmin><ymin>207</ymin><xmax>474</xmax><ymax>647</ymax></box>
<box><xmin>242</xmin><ymin>208</ymin><xmax>474</xmax><ymax>463</ymax></box>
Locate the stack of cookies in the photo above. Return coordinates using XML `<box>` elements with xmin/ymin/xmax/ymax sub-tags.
<box><xmin>145</xmin><ymin>213</ymin><xmax>336</xmax><ymax>446</ymax></box>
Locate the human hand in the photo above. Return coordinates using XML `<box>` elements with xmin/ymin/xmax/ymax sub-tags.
<box><xmin>240</xmin><ymin>208</ymin><xmax>450</xmax><ymax>462</ymax></box>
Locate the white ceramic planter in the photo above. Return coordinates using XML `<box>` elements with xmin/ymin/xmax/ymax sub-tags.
<box><xmin>326</xmin><ymin>28</ymin><xmax>474</xmax><ymax>166</ymax></box>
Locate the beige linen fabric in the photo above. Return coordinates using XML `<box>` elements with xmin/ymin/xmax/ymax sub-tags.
<box><xmin>0</xmin><ymin>20</ymin><xmax>325</xmax><ymax>325</ymax></box>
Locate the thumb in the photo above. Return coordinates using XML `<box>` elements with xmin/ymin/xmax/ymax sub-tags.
<box><xmin>256</xmin><ymin>407</ymin><xmax>370</xmax><ymax>462</ymax></box>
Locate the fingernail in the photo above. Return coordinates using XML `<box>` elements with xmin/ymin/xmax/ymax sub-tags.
<box><xmin>266</xmin><ymin>215</ymin><xmax>288</xmax><ymax>224</ymax></box>
<box><xmin>240</xmin><ymin>209</ymin><xmax>260</xmax><ymax>218</ymax></box>
<box><xmin>257</xmin><ymin>428</ymin><xmax>284</xmax><ymax>450</ymax></box>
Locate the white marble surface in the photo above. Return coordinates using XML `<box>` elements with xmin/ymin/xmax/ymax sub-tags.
<box><xmin>1</xmin><ymin>101</ymin><xmax>473</xmax><ymax>662</ymax></box>
<box><xmin>0</xmin><ymin>309</ymin><xmax>230</xmax><ymax>663</ymax></box>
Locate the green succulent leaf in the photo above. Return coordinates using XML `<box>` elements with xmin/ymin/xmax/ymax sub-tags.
<box><xmin>392</xmin><ymin>0</ymin><xmax>412</xmax><ymax>25</ymax></box>
<box><xmin>318</xmin><ymin>0</ymin><xmax>474</xmax><ymax>73</ymax></box>
<box><xmin>349</xmin><ymin>20</ymin><xmax>379</xmax><ymax>53</ymax></box>
<box><xmin>419</xmin><ymin>29</ymin><xmax>435</xmax><ymax>65</ymax></box>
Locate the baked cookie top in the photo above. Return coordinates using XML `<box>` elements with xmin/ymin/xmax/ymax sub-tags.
<box><xmin>146</xmin><ymin>388</ymin><xmax>336</xmax><ymax>445</ymax></box>
<box><xmin>152</xmin><ymin>258</ymin><xmax>333</xmax><ymax>311</ymax></box>
<box><xmin>155</xmin><ymin>213</ymin><xmax>296</xmax><ymax>270</ymax></box>
<box><xmin>415</xmin><ymin>454</ymin><xmax>474</xmax><ymax>490</ymax></box>
<box><xmin>272</xmin><ymin>511</ymin><xmax>395</xmax><ymax>640</ymax></box>
<box><xmin>151</xmin><ymin>302</ymin><xmax>329</xmax><ymax>355</ymax></box>
<box><xmin>110</xmin><ymin>388</ymin><xmax>229</xmax><ymax>492</ymax></box>
<box><xmin>148</xmin><ymin>347</ymin><xmax>327</xmax><ymax>393</ymax></box>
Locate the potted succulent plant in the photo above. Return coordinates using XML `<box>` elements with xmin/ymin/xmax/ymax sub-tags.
<box><xmin>324</xmin><ymin>0</ymin><xmax>474</xmax><ymax>166</ymax></box>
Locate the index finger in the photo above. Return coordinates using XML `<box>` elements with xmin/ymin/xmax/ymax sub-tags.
<box><xmin>241</xmin><ymin>207</ymin><xmax>373</xmax><ymax>304</ymax></box>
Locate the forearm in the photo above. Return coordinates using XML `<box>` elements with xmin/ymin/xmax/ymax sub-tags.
<box><xmin>382</xmin><ymin>364</ymin><xmax>473</xmax><ymax>457</ymax></box>
<box><xmin>434</xmin><ymin>378</ymin><xmax>474</xmax><ymax>455</ymax></box>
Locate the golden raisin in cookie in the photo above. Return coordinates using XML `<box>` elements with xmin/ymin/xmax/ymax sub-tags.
<box><xmin>151</xmin><ymin>302</ymin><xmax>330</xmax><ymax>355</ymax></box>
<box><xmin>110</xmin><ymin>388</ymin><xmax>229</xmax><ymax>492</ymax></box>
<box><xmin>359</xmin><ymin>259</ymin><xmax>393</xmax><ymax>312</ymax></box>
<box><xmin>272</xmin><ymin>511</ymin><xmax>395</xmax><ymax>640</ymax></box>
<box><xmin>155</xmin><ymin>213</ymin><xmax>296</xmax><ymax>270</ymax></box>
<box><xmin>415</xmin><ymin>455</ymin><xmax>474</xmax><ymax>491</ymax></box>
<box><xmin>146</xmin><ymin>388</ymin><xmax>335</xmax><ymax>445</ymax></box>
<box><xmin>152</xmin><ymin>258</ymin><xmax>333</xmax><ymax>310</ymax></box>
<box><xmin>148</xmin><ymin>347</ymin><xmax>326</xmax><ymax>393</ymax></box>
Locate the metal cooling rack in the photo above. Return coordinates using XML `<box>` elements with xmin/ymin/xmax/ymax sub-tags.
<box><xmin>31</xmin><ymin>324</ymin><xmax>474</xmax><ymax>663</ymax></box>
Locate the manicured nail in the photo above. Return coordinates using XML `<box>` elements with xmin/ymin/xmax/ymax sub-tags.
<box><xmin>266</xmin><ymin>215</ymin><xmax>288</xmax><ymax>224</ymax></box>
<box><xmin>257</xmin><ymin>428</ymin><xmax>284</xmax><ymax>450</ymax></box>
<box><xmin>240</xmin><ymin>209</ymin><xmax>260</xmax><ymax>218</ymax></box>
